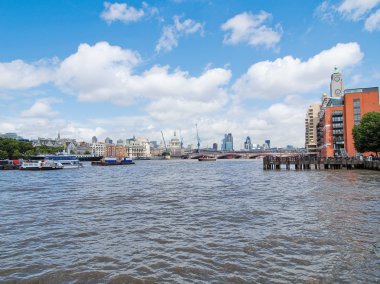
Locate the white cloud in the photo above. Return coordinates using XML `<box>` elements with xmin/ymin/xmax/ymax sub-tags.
<box><xmin>100</xmin><ymin>2</ymin><xmax>145</xmax><ymax>24</ymax></box>
<box><xmin>314</xmin><ymin>1</ymin><xmax>335</xmax><ymax>23</ymax></box>
<box><xmin>365</xmin><ymin>9</ymin><xmax>380</xmax><ymax>31</ymax></box>
<box><xmin>155</xmin><ymin>15</ymin><xmax>204</xmax><ymax>53</ymax></box>
<box><xmin>0</xmin><ymin>60</ymin><xmax>52</xmax><ymax>90</ymax></box>
<box><xmin>55</xmin><ymin>42</ymin><xmax>231</xmax><ymax>116</ymax></box>
<box><xmin>221</xmin><ymin>11</ymin><xmax>282</xmax><ymax>48</ymax></box>
<box><xmin>337</xmin><ymin>0</ymin><xmax>380</xmax><ymax>21</ymax></box>
<box><xmin>21</xmin><ymin>99</ymin><xmax>59</xmax><ymax>118</ymax></box>
<box><xmin>232</xmin><ymin>42</ymin><xmax>363</xmax><ymax>100</ymax></box>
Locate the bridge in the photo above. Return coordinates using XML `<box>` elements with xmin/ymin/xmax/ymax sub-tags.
<box><xmin>182</xmin><ymin>151</ymin><xmax>302</xmax><ymax>160</ymax></box>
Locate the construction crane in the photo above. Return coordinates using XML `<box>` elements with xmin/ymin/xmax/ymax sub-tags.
<box><xmin>161</xmin><ymin>130</ymin><xmax>170</xmax><ymax>159</ymax></box>
<box><xmin>195</xmin><ymin>124</ymin><xmax>201</xmax><ymax>153</ymax></box>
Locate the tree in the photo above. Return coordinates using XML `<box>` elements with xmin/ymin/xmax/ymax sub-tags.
<box><xmin>0</xmin><ymin>150</ymin><xmax>8</xmax><ymax>159</ymax></box>
<box><xmin>352</xmin><ymin>112</ymin><xmax>380</xmax><ymax>155</ymax></box>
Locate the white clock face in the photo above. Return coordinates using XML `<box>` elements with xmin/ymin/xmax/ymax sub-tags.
<box><xmin>334</xmin><ymin>76</ymin><xmax>340</xmax><ymax>82</ymax></box>
<box><xmin>335</xmin><ymin>89</ymin><xmax>341</xmax><ymax>95</ymax></box>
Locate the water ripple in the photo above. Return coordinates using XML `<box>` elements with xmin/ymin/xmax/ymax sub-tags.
<box><xmin>0</xmin><ymin>160</ymin><xmax>379</xmax><ymax>283</ymax></box>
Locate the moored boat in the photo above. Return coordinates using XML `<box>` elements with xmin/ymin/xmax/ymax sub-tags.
<box><xmin>91</xmin><ymin>157</ymin><xmax>135</xmax><ymax>166</ymax></box>
<box><xmin>20</xmin><ymin>160</ymin><xmax>64</xmax><ymax>170</ymax></box>
<box><xmin>198</xmin><ymin>156</ymin><xmax>217</xmax><ymax>161</ymax></box>
<box><xmin>45</xmin><ymin>155</ymin><xmax>83</xmax><ymax>169</ymax></box>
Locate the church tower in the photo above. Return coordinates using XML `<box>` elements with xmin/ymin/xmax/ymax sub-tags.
<box><xmin>330</xmin><ymin>67</ymin><xmax>344</xmax><ymax>97</ymax></box>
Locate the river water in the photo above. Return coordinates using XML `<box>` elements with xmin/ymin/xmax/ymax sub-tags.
<box><xmin>0</xmin><ymin>159</ymin><xmax>379</xmax><ymax>283</ymax></box>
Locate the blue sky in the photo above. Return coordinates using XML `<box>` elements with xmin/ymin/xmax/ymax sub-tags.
<box><xmin>0</xmin><ymin>0</ymin><xmax>379</xmax><ymax>148</ymax></box>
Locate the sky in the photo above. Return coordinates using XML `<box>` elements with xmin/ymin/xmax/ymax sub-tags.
<box><xmin>0</xmin><ymin>0</ymin><xmax>379</xmax><ymax>149</ymax></box>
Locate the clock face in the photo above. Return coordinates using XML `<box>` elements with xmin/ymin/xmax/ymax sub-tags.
<box><xmin>334</xmin><ymin>76</ymin><xmax>340</xmax><ymax>82</ymax></box>
<box><xmin>335</xmin><ymin>89</ymin><xmax>341</xmax><ymax>95</ymax></box>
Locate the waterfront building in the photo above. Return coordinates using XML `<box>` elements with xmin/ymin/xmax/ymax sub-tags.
<box><xmin>343</xmin><ymin>87</ymin><xmax>380</xmax><ymax>157</ymax></box>
<box><xmin>315</xmin><ymin>68</ymin><xmax>380</xmax><ymax>157</ymax></box>
<box><xmin>91</xmin><ymin>142</ymin><xmax>105</xmax><ymax>157</ymax></box>
<box><xmin>76</xmin><ymin>141</ymin><xmax>91</xmax><ymax>155</ymax></box>
<box><xmin>33</xmin><ymin>133</ymin><xmax>77</xmax><ymax>153</ymax></box>
<box><xmin>244</xmin><ymin>136</ymin><xmax>253</xmax><ymax>151</ymax></box>
<box><xmin>115</xmin><ymin>145</ymin><xmax>127</xmax><ymax>159</ymax></box>
<box><xmin>305</xmin><ymin>104</ymin><xmax>321</xmax><ymax>155</ymax></box>
<box><xmin>125</xmin><ymin>137</ymin><xmax>151</xmax><ymax>158</ymax></box>
<box><xmin>105</xmin><ymin>144</ymin><xmax>116</xmax><ymax>157</ymax></box>
<box><xmin>221</xmin><ymin>133</ymin><xmax>233</xmax><ymax>151</ymax></box>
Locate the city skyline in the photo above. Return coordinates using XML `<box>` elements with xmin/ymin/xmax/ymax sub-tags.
<box><xmin>1</xmin><ymin>1</ymin><xmax>380</xmax><ymax>148</ymax></box>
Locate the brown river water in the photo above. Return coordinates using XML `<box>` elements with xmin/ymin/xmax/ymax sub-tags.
<box><xmin>0</xmin><ymin>159</ymin><xmax>379</xmax><ymax>283</ymax></box>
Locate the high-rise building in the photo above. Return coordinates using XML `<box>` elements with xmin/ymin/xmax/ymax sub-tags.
<box><xmin>244</xmin><ymin>136</ymin><xmax>253</xmax><ymax>151</ymax></box>
<box><xmin>265</xmin><ymin>140</ymin><xmax>271</xmax><ymax>149</ymax></box>
<box><xmin>221</xmin><ymin>133</ymin><xmax>233</xmax><ymax>151</ymax></box>
<box><xmin>212</xmin><ymin>143</ymin><xmax>218</xmax><ymax>150</ymax></box>
<box><xmin>305</xmin><ymin>103</ymin><xmax>321</xmax><ymax>154</ymax></box>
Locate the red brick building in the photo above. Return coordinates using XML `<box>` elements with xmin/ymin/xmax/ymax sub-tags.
<box><xmin>343</xmin><ymin>87</ymin><xmax>380</xmax><ymax>157</ymax></box>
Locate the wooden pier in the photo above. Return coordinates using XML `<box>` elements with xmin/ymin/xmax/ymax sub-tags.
<box><xmin>263</xmin><ymin>156</ymin><xmax>380</xmax><ymax>171</ymax></box>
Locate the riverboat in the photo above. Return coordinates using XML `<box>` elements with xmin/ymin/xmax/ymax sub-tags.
<box><xmin>0</xmin><ymin>159</ymin><xmax>20</xmax><ymax>170</ymax></box>
<box><xmin>198</xmin><ymin>156</ymin><xmax>217</xmax><ymax>161</ymax></box>
<box><xmin>91</xmin><ymin>157</ymin><xmax>135</xmax><ymax>166</ymax></box>
<box><xmin>20</xmin><ymin>160</ymin><xmax>64</xmax><ymax>170</ymax></box>
<box><xmin>45</xmin><ymin>155</ymin><xmax>83</xmax><ymax>169</ymax></box>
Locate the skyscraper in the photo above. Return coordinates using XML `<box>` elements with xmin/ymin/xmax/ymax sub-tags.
<box><xmin>221</xmin><ymin>133</ymin><xmax>233</xmax><ymax>151</ymax></box>
<box><xmin>244</xmin><ymin>136</ymin><xmax>253</xmax><ymax>151</ymax></box>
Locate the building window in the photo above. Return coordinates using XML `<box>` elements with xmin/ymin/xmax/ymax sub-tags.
<box><xmin>353</xmin><ymin>99</ymin><xmax>361</xmax><ymax>125</ymax></box>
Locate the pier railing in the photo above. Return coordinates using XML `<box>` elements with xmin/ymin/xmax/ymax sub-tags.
<box><xmin>263</xmin><ymin>156</ymin><xmax>380</xmax><ymax>170</ymax></box>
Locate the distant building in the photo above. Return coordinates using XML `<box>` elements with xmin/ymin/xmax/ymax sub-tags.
<box><xmin>0</xmin><ymin>133</ymin><xmax>23</xmax><ymax>140</ymax></box>
<box><xmin>212</xmin><ymin>143</ymin><xmax>218</xmax><ymax>150</ymax></box>
<box><xmin>244</xmin><ymin>136</ymin><xmax>253</xmax><ymax>151</ymax></box>
<box><xmin>76</xmin><ymin>141</ymin><xmax>91</xmax><ymax>155</ymax></box>
<box><xmin>221</xmin><ymin>133</ymin><xmax>233</xmax><ymax>151</ymax></box>
<box><xmin>168</xmin><ymin>131</ymin><xmax>183</xmax><ymax>156</ymax></box>
<box><xmin>265</xmin><ymin>140</ymin><xmax>271</xmax><ymax>149</ymax></box>
<box><xmin>305</xmin><ymin>103</ymin><xmax>321</xmax><ymax>155</ymax></box>
<box><xmin>91</xmin><ymin>142</ymin><xmax>105</xmax><ymax>157</ymax></box>
<box><xmin>92</xmin><ymin>136</ymin><xmax>98</xmax><ymax>144</ymax></box>
<box><xmin>125</xmin><ymin>137</ymin><xmax>151</xmax><ymax>158</ymax></box>
<box><xmin>105</xmin><ymin>137</ymin><xmax>113</xmax><ymax>144</ymax></box>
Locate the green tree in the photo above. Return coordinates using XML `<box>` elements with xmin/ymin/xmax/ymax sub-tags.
<box><xmin>12</xmin><ymin>149</ymin><xmax>22</xmax><ymax>159</ymax></box>
<box><xmin>0</xmin><ymin>150</ymin><xmax>8</xmax><ymax>159</ymax></box>
<box><xmin>352</xmin><ymin>112</ymin><xmax>380</xmax><ymax>155</ymax></box>
<box><xmin>24</xmin><ymin>149</ymin><xmax>36</xmax><ymax>158</ymax></box>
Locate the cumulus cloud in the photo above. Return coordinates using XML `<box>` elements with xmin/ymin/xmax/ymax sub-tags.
<box><xmin>0</xmin><ymin>60</ymin><xmax>52</xmax><ymax>90</ymax></box>
<box><xmin>55</xmin><ymin>41</ymin><xmax>231</xmax><ymax>120</ymax></box>
<box><xmin>365</xmin><ymin>9</ymin><xmax>380</xmax><ymax>31</ymax></box>
<box><xmin>155</xmin><ymin>15</ymin><xmax>204</xmax><ymax>53</ymax></box>
<box><xmin>221</xmin><ymin>11</ymin><xmax>282</xmax><ymax>48</ymax></box>
<box><xmin>21</xmin><ymin>99</ymin><xmax>59</xmax><ymax>118</ymax></box>
<box><xmin>100</xmin><ymin>2</ymin><xmax>145</xmax><ymax>24</ymax></box>
<box><xmin>337</xmin><ymin>0</ymin><xmax>380</xmax><ymax>21</ymax></box>
<box><xmin>317</xmin><ymin>0</ymin><xmax>380</xmax><ymax>31</ymax></box>
<box><xmin>232</xmin><ymin>42</ymin><xmax>363</xmax><ymax>100</ymax></box>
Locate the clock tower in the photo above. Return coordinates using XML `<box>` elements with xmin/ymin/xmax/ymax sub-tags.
<box><xmin>330</xmin><ymin>67</ymin><xmax>344</xmax><ymax>97</ymax></box>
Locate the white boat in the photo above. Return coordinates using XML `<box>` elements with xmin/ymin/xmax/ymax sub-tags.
<box><xmin>45</xmin><ymin>155</ymin><xmax>83</xmax><ymax>169</ymax></box>
<box><xmin>20</xmin><ymin>160</ymin><xmax>63</xmax><ymax>170</ymax></box>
